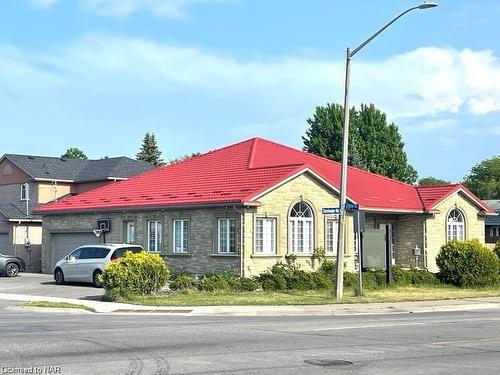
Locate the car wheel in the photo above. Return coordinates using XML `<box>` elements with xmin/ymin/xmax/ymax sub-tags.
<box><xmin>93</xmin><ymin>270</ymin><xmax>103</xmax><ymax>288</ymax></box>
<box><xmin>5</xmin><ymin>263</ymin><xmax>20</xmax><ymax>277</ymax></box>
<box><xmin>54</xmin><ymin>268</ymin><xmax>65</xmax><ymax>285</ymax></box>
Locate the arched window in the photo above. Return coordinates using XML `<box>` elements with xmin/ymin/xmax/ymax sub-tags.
<box><xmin>447</xmin><ymin>209</ymin><xmax>465</xmax><ymax>241</ymax></box>
<box><xmin>289</xmin><ymin>202</ymin><xmax>313</xmax><ymax>253</ymax></box>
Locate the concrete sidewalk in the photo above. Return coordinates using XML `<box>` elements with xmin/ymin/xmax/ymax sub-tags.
<box><xmin>2</xmin><ymin>292</ymin><xmax>500</xmax><ymax>316</ymax></box>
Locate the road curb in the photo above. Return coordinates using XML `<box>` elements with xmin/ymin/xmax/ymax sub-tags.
<box><xmin>2</xmin><ymin>292</ymin><xmax>500</xmax><ymax>316</ymax></box>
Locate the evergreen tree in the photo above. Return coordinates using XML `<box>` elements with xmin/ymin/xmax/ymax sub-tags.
<box><xmin>136</xmin><ymin>132</ymin><xmax>165</xmax><ymax>166</ymax></box>
<box><xmin>303</xmin><ymin>103</ymin><xmax>418</xmax><ymax>184</ymax></box>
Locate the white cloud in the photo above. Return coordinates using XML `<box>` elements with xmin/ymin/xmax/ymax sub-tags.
<box><xmin>1</xmin><ymin>35</ymin><xmax>500</xmax><ymax>140</ymax></box>
<box><xmin>28</xmin><ymin>0</ymin><xmax>233</xmax><ymax>17</ymax></box>
<box><xmin>404</xmin><ymin>119</ymin><xmax>458</xmax><ymax>133</ymax></box>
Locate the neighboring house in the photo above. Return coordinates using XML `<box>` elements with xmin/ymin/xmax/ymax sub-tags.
<box><xmin>0</xmin><ymin>154</ymin><xmax>154</xmax><ymax>272</ymax></box>
<box><xmin>35</xmin><ymin>138</ymin><xmax>495</xmax><ymax>275</ymax></box>
<box><xmin>484</xmin><ymin>200</ymin><xmax>500</xmax><ymax>246</ymax></box>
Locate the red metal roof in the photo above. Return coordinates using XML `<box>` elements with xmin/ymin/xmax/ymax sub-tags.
<box><xmin>416</xmin><ymin>184</ymin><xmax>494</xmax><ymax>213</ymax></box>
<box><xmin>34</xmin><ymin>137</ymin><xmax>494</xmax><ymax>214</ymax></box>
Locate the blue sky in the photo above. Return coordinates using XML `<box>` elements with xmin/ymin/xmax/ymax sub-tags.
<box><xmin>1</xmin><ymin>0</ymin><xmax>499</xmax><ymax>182</ymax></box>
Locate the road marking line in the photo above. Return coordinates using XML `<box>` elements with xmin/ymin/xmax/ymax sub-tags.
<box><xmin>433</xmin><ymin>336</ymin><xmax>500</xmax><ymax>345</ymax></box>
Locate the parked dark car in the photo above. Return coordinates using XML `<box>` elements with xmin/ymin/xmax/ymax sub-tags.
<box><xmin>0</xmin><ymin>253</ymin><xmax>26</xmax><ymax>277</ymax></box>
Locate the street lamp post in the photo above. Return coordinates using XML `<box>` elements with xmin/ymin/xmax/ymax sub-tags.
<box><xmin>335</xmin><ymin>2</ymin><xmax>438</xmax><ymax>300</ymax></box>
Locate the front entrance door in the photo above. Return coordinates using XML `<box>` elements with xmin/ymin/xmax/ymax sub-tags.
<box><xmin>378</xmin><ymin>223</ymin><xmax>395</xmax><ymax>265</ymax></box>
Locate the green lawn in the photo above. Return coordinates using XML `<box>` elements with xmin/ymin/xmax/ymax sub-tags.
<box><xmin>123</xmin><ymin>285</ymin><xmax>500</xmax><ymax>306</ymax></box>
<box><xmin>22</xmin><ymin>301</ymin><xmax>96</xmax><ymax>312</ymax></box>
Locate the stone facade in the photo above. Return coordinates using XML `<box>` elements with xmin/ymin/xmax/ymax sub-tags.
<box><xmin>41</xmin><ymin>208</ymin><xmax>242</xmax><ymax>275</ymax></box>
<box><xmin>364</xmin><ymin>213</ymin><xmax>425</xmax><ymax>269</ymax></box>
<box><xmin>40</xmin><ymin>173</ymin><xmax>489</xmax><ymax>276</ymax></box>
<box><xmin>242</xmin><ymin>172</ymin><xmax>355</xmax><ymax>276</ymax></box>
<box><xmin>424</xmin><ymin>191</ymin><xmax>485</xmax><ymax>272</ymax></box>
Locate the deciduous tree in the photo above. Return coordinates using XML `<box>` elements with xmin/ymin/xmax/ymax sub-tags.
<box><xmin>62</xmin><ymin>147</ymin><xmax>87</xmax><ymax>160</ymax></box>
<box><xmin>463</xmin><ymin>156</ymin><xmax>500</xmax><ymax>199</ymax></box>
<box><xmin>418</xmin><ymin>177</ymin><xmax>449</xmax><ymax>186</ymax></box>
<box><xmin>303</xmin><ymin>103</ymin><xmax>418</xmax><ymax>184</ymax></box>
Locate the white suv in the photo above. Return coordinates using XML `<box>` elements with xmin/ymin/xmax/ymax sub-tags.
<box><xmin>54</xmin><ymin>244</ymin><xmax>144</xmax><ymax>287</ymax></box>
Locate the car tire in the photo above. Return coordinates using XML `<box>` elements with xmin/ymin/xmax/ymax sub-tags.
<box><xmin>5</xmin><ymin>263</ymin><xmax>20</xmax><ymax>277</ymax></box>
<box><xmin>93</xmin><ymin>270</ymin><xmax>103</xmax><ymax>288</ymax></box>
<box><xmin>54</xmin><ymin>268</ymin><xmax>65</xmax><ymax>285</ymax></box>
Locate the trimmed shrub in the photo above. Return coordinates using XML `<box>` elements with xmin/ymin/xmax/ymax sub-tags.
<box><xmin>198</xmin><ymin>273</ymin><xmax>231</xmax><ymax>292</ymax></box>
<box><xmin>343</xmin><ymin>272</ymin><xmax>358</xmax><ymax>288</ymax></box>
<box><xmin>407</xmin><ymin>268</ymin><xmax>439</xmax><ymax>285</ymax></box>
<box><xmin>436</xmin><ymin>239</ymin><xmax>499</xmax><ymax>287</ymax></box>
<box><xmin>392</xmin><ymin>266</ymin><xmax>412</xmax><ymax>286</ymax></box>
<box><xmin>101</xmin><ymin>251</ymin><xmax>169</xmax><ymax>299</ymax></box>
<box><xmin>259</xmin><ymin>273</ymin><xmax>287</xmax><ymax>291</ymax></box>
<box><xmin>494</xmin><ymin>241</ymin><xmax>500</xmax><ymax>263</ymax></box>
<box><xmin>236</xmin><ymin>277</ymin><xmax>261</xmax><ymax>292</ymax></box>
<box><xmin>392</xmin><ymin>266</ymin><xmax>439</xmax><ymax>286</ymax></box>
<box><xmin>320</xmin><ymin>260</ymin><xmax>336</xmax><ymax>275</ymax></box>
<box><xmin>362</xmin><ymin>269</ymin><xmax>386</xmax><ymax>289</ymax></box>
<box><xmin>169</xmin><ymin>272</ymin><xmax>198</xmax><ymax>291</ymax></box>
<box><xmin>286</xmin><ymin>270</ymin><xmax>316</xmax><ymax>290</ymax></box>
<box><xmin>310</xmin><ymin>271</ymin><xmax>333</xmax><ymax>289</ymax></box>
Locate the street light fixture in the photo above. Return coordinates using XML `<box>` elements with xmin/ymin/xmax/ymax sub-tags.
<box><xmin>335</xmin><ymin>2</ymin><xmax>438</xmax><ymax>300</ymax></box>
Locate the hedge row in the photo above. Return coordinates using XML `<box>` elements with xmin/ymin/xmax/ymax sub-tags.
<box><xmin>168</xmin><ymin>259</ymin><xmax>438</xmax><ymax>293</ymax></box>
<box><xmin>102</xmin><ymin>239</ymin><xmax>500</xmax><ymax>300</ymax></box>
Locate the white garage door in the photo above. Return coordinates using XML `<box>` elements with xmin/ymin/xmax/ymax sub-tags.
<box><xmin>0</xmin><ymin>233</ymin><xmax>10</xmax><ymax>255</ymax></box>
<box><xmin>52</xmin><ymin>232</ymin><xmax>101</xmax><ymax>267</ymax></box>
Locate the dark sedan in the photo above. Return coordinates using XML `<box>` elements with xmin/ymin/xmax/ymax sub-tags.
<box><xmin>0</xmin><ymin>253</ymin><xmax>26</xmax><ymax>277</ymax></box>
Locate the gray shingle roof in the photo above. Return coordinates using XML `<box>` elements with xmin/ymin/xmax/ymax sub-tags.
<box><xmin>485</xmin><ymin>200</ymin><xmax>500</xmax><ymax>225</ymax></box>
<box><xmin>2</xmin><ymin>154</ymin><xmax>154</xmax><ymax>183</ymax></box>
<box><xmin>0</xmin><ymin>201</ymin><xmax>42</xmax><ymax>221</ymax></box>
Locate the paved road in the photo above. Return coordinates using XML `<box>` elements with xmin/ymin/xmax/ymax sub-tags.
<box><xmin>0</xmin><ymin>273</ymin><xmax>103</xmax><ymax>299</ymax></box>
<box><xmin>1</xmin><ymin>300</ymin><xmax>500</xmax><ymax>374</ymax></box>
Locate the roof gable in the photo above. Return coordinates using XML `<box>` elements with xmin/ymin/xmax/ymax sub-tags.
<box><xmin>35</xmin><ymin>137</ymin><xmax>422</xmax><ymax>214</ymax></box>
<box><xmin>1</xmin><ymin>154</ymin><xmax>153</xmax><ymax>183</ymax></box>
<box><xmin>416</xmin><ymin>184</ymin><xmax>494</xmax><ymax>213</ymax></box>
<box><xmin>35</xmin><ymin>137</ymin><xmax>491</xmax><ymax>215</ymax></box>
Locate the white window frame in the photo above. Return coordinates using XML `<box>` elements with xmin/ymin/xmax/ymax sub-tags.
<box><xmin>173</xmin><ymin>219</ymin><xmax>189</xmax><ymax>253</ymax></box>
<box><xmin>446</xmin><ymin>209</ymin><xmax>465</xmax><ymax>242</ymax></box>
<box><xmin>289</xmin><ymin>202</ymin><xmax>314</xmax><ymax>254</ymax></box>
<box><xmin>255</xmin><ymin>217</ymin><xmax>277</xmax><ymax>254</ymax></box>
<box><xmin>325</xmin><ymin>217</ymin><xmax>339</xmax><ymax>253</ymax></box>
<box><xmin>218</xmin><ymin>218</ymin><xmax>236</xmax><ymax>253</ymax></box>
<box><xmin>125</xmin><ymin>221</ymin><xmax>135</xmax><ymax>244</ymax></box>
<box><xmin>20</xmin><ymin>184</ymin><xmax>29</xmax><ymax>201</ymax></box>
<box><xmin>147</xmin><ymin>220</ymin><xmax>162</xmax><ymax>252</ymax></box>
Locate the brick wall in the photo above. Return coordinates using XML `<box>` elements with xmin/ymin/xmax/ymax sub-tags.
<box><xmin>41</xmin><ymin>208</ymin><xmax>241</xmax><ymax>275</ymax></box>
<box><xmin>364</xmin><ymin>213</ymin><xmax>425</xmax><ymax>269</ymax></box>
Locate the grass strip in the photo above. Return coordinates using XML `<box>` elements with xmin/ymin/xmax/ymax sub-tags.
<box><xmin>22</xmin><ymin>301</ymin><xmax>96</xmax><ymax>313</ymax></box>
<box><xmin>121</xmin><ymin>285</ymin><xmax>500</xmax><ymax>306</ymax></box>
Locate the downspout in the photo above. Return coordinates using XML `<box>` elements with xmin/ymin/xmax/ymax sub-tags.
<box><xmin>233</xmin><ymin>206</ymin><xmax>244</xmax><ymax>277</ymax></box>
<box><xmin>14</xmin><ymin>220</ymin><xmax>21</xmax><ymax>257</ymax></box>
<box><xmin>422</xmin><ymin>219</ymin><xmax>427</xmax><ymax>269</ymax></box>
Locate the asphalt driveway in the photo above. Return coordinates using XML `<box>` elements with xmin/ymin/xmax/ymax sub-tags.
<box><xmin>0</xmin><ymin>272</ymin><xmax>104</xmax><ymax>300</ymax></box>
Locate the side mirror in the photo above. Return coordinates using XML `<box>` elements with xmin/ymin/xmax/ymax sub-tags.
<box><xmin>67</xmin><ymin>256</ymin><xmax>76</xmax><ymax>262</ymax></box>
<box><xmin>65</xmin><ymin>255</ymin><xmax>69</xmax><ymax>261</ymax></box>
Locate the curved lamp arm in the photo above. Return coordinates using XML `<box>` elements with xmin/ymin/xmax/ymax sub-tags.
<box><xmin>350</xmin><ymin>2</ymin><xmax>438</xmax><ymax>57</ymax></box>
